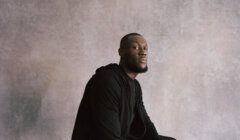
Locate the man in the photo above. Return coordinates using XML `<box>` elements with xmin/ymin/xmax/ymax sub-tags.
<box><xmin>72</xmin><ymin>33</ymin><xmax>176</xmax><ymax>140</ymax></box>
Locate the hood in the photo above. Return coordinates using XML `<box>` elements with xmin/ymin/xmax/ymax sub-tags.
<box><xmin>95</xmin><ymin>63</ymin><xmax>120</xmax><ymax>74</ymax></box>
<box><xmin>95</xmin><ymin>63</ymin><xmax>133</xmax><ymax>83</ymax></box>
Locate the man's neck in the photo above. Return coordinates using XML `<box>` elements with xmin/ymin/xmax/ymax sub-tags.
<box><xmin>119</xmin><ymin>63</ymin><xmax>138</xmax><ymax>80</ymax></box>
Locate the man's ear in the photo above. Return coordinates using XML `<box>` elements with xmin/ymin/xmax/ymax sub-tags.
<box><xmin>118</xmin><ymin>48</ymin><xmax>125</xmax><ymax>57</ymax></box>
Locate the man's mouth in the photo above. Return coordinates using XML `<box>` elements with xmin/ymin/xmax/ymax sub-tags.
<box><xmin>139</xmin><ymin>58</ymin><xmax>147</xmax><ymax>63</ymax></box>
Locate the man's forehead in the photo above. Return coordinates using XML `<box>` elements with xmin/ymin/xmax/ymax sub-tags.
<box><xmin>127</xmin><ymin>35</ymin><xmax>147</xmax><ymax>44</ymax></box>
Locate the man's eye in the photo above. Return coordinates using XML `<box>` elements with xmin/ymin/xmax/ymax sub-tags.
<box><xmin>132</xmin><ymin>46</ymin><xmax>139</xmax><ymax>50</ymax></box>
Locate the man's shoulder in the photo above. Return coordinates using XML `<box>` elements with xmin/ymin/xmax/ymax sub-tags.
<box><xmin>91</xmin><ymin>64</ymin><xmax>124</xmax><ymax>86</ymax></box>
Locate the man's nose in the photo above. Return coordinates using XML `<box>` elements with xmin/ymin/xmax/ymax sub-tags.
<box><xmin>139</xmin><ymin>49</ymin><xmax>147</xmax><ymax>56</ymax></box>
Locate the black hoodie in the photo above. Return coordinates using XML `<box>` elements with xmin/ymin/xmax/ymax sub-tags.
<box><xmin>72</xmin><ymin>64</ymin><xmax>176</xmax><ymax>140</ymax></box>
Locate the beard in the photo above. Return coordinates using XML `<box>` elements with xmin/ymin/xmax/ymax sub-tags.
<box><xmin>125</xmin><ymin>59</ymin><xmax>148</xmax><ymax>73</ymax></box>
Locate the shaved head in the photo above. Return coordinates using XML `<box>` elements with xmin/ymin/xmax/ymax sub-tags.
<box><xmin>119</xmin><ymin>33</ymin><xmax>143</xmax><ymax>50</ymax></box>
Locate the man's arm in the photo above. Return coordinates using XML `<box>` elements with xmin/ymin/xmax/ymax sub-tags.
<box><xmin>136</xmin><ymin>81</ymin><xmax>176</xmax><ymax>140</ymax></box>
<box><xmin>89</xmin><ymin>74</ymin><xmax>123</xmax><ymax>140</ymax></box>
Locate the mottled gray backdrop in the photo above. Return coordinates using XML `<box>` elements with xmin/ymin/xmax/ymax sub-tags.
<box><xmin>0</xmin><ymin>0</ymin><xmax>240</xmax><ymax>140</ymax></box>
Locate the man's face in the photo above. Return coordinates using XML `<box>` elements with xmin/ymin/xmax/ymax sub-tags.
<box><xmin>122</xmin><ymin>35</ymin><xmax>148</xmax><ymax>73</ymax></box>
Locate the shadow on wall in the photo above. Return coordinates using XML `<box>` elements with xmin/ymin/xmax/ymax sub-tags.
<box><xmin>2</xmin><ymin>59</ymin><xmax>53</xmax><ymax>139</ymax></box>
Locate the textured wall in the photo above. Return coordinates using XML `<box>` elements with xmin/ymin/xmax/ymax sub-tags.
<box><xmin>0</xmin><ymin>0</ymin><xmax>240</xmax><ymax>140</ymax></box>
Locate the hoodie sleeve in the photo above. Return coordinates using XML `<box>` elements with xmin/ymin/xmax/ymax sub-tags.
<box><xmin>136</xmin><ymin>84</ymin><xmax>160</xmax><ymax>140</ymax></box>
<box><xmin>136</xmin><ymin>81</ymin><xmax>176</xmax><ymax>140</ymax></box>
<box><xmin>89</xmin><ymin>73</ymin><xmax>123</xmax><ymax>140</ymax></box>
